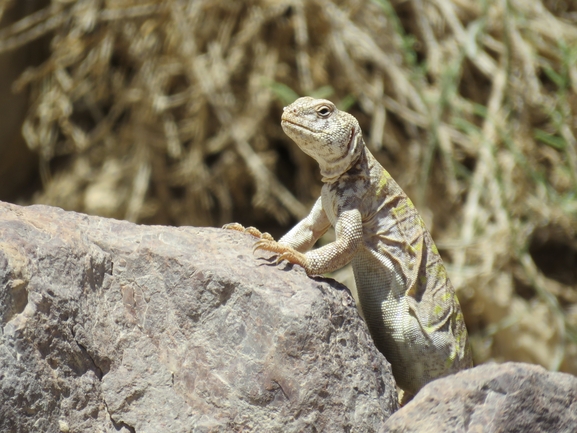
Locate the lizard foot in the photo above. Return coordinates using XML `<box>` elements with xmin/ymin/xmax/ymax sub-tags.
<box><xmin>253</xmin><ymin>239</ymin><xmax>308</xmax><ymax>270</ymax></box>
<box><xmin>222</xmin><ymin>223</ymin><xmax>274</xmax><ymax>240</ymax></box>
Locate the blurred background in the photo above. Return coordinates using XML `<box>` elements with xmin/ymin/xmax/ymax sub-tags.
<box><xmin>1</xmin><ymin>0</ymin><xmax>576</xmax><ymax>374</ymax></box>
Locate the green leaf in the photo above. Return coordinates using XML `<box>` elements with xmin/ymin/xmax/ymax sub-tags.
<box><xmin>309</xmin><ymin>86</ymin><xmax>334</xmax><ymax>100</ymax></box>
<box><xmin>534</xmin><ymin>129</ymin><xmax>566</xmax><ymax>150</ymax></box>
<box><xmin>265</xmin><ymin>81</ymin><xmax>300</xmax><ymax>105</ymax></box>
<box><xmin>453</xmin><ymin>117</ymin><xmax>480</xmax><ymax>134</ymax></box>
<box><xmin>472</xmin><ymin>103</ymin><xmax>488</xmax><ymax>118</ymax></box>
<box><xmin>338</xmin><ymin>95</ymin><xmax>356</xmax><ymax>111</ymax></box>
<box><xmin>541</xmin><ymin>65</ymin><xmax>566</xmax><ymax>89</ymax></box>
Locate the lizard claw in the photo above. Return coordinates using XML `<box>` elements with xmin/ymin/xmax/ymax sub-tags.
<box><xmin>254</xmin><ymin>239</ymin><xmax>307</xmax><ymax>269</ymax></box>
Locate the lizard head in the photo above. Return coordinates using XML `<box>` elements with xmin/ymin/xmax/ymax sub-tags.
<box><xmin>281</xmin><ymin>97</ymin><xmax>364</xmax><ymax>183</ymax></box>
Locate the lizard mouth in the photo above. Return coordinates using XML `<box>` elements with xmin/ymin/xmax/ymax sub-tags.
<box><xmin>281</xmin><ymin>119</ymin><xmax>318</xmax><ymax>134</ymax></box>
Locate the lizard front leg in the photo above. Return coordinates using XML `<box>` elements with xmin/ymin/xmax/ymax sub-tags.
<box><xmin>250</xmin><ymin>197</ymin><xmax>330</xmax><ymax>273</ymax></box>
<box><xmin>256</xmin><ymin>208</ymin><xmax>363</xmax><ymax>275</ymax></box>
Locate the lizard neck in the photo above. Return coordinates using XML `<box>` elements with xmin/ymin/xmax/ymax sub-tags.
<box><xmin>323</xmin><ymin>148</ymin><xmax>372</xmax><ymax>203</ymax></box>
<box><xmin>319</xmin><ymin>127</ymin><xmax>365</xmax><ymax>183</ymax></box>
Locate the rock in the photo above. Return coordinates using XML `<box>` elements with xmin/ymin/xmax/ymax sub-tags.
<box><xmin>382</xmin><ymin>362</ymin><xmax>577</xmax><ymax>433</ymax></box>
<box><xmin>0</xmin><ymin>201</ymin><xmax>398</xmax><ymax>432</ymax></box>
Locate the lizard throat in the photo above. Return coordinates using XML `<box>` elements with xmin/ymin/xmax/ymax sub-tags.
<box><xmin>320</xmin><ymin>127</ymin><xmax>363</xmax><ymax>183</ymax></box>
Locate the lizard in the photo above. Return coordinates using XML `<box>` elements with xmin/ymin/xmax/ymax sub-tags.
<box><xmin>225</xmin><ymin>96</ymin><xmax>472</xmax><ymax>402</ymax></box>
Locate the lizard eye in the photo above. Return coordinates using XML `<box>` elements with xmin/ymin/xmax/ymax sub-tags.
<box><xmin>317</xmin><ymin>105</ymin><xmax>332</xmax><ymax>117</ymax></box>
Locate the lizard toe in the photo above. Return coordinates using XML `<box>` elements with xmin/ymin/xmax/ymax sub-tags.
<box><xmin>261</xmin><ymin>232</ymin><xmax>274</xmax><ymax>241</ymax></box>
<box><xmin>245</xmin><ymin>226</ymin><xmax>265</xmax><ymax>238</ymax></box>
<box><xmin>277</xmin><ymin>250</ymin><xmax>306</xmax><ymax>268</ymax></box>
<box><xmin>222</xmin><ymin>222</ymin><xmax>245</xmax><ymax>232</ymax></box>
<box><xmin>253</xmin><ymin>239</ymin><xmax>278</xmax><ymax>253</ymax></box>
<box><xmin>223</xmin><ymin>223</ymin><xmax>273</xmax><ymax>240</ymax></box>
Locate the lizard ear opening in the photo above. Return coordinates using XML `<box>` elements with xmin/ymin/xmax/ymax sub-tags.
<box><xmin>346</xmin><ymin>126</ymin><xmax>356</xmax><ymax>154</ymax></box>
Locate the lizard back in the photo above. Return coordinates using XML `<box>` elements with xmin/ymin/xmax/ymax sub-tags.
<box><xmin>322</xmin><ymin>147</ymin><xmax>472</xmax><ymax>394</ymax></box>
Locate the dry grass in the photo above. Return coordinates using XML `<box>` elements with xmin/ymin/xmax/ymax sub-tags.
<box><xmin>1</xmin><ymin>0</ymin><xmax>576</xmax><ymax>374</ymax></box>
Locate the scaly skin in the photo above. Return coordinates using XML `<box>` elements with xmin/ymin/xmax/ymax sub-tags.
<box><xmin>226</xmin><ymin>97</ymin><xmax>472</xmax><ymax>400</ymax></box>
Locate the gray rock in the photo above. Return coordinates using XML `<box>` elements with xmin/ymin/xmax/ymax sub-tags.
<box><xmin>0</xmin><ymin>201</ymin><xmax>398</xmax><ymax>432</ymax></box>
<box><xmin>382</xmin><ymin>362</ymin><xmax>577</xmax><ymax>433</ymax></box>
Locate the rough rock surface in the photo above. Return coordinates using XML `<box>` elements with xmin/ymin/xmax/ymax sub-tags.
<box><xmin>0</xmin><ymin>201</ymin><xmax>398</xmax><ymax>433</ymax></box>
<box><xmin>382</xmin><ymin>362</ymin><xmax>577</xmax><ymax>433</ymax></box>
